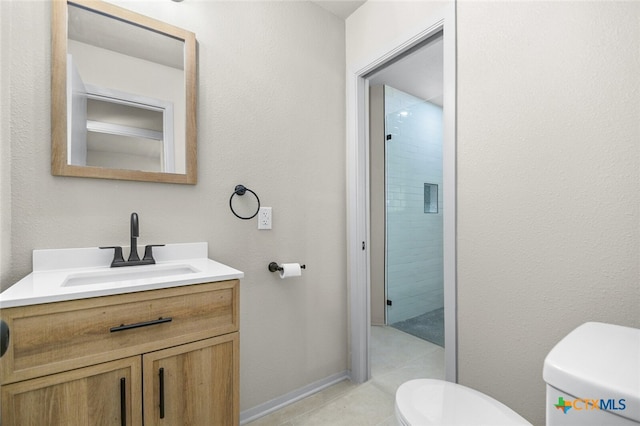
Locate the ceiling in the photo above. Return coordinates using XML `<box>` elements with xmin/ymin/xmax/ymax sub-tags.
<box><xmin>311</xmin><ymin>1</ymin><xmax>366</xmax><ymax>19</ymax></box>
<box><xmin>368</xmin><ymin>35</ymin><xmax>443</xmax><ymax>106</ymax></box>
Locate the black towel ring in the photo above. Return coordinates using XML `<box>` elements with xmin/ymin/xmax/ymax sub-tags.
<box><xmin>229</xmin><ymin>185</ymin><xmax>260</xmax><ymax>220</ymax></box>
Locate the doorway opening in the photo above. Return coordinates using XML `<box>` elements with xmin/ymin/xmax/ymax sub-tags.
<box><xmin>347</xmin><ymin>11</ymin><xmax>455</xmax><ymax>384</ymax></box>
<box><xmin>367</xmin><ymin>33</ymin><xmax>445</xmax><ymax>378</ymax></box>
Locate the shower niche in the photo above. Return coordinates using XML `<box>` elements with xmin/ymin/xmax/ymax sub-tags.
<box><xmin>424</xmin><ymin>183</ymin><xmax>438</xmax><ymax>214</ymax></box>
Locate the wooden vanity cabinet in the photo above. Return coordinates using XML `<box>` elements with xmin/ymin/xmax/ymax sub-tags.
<box><xmin>0</xmin><ymin>280</ymin><xmax>239</xmax><ymax>426</ymax></box>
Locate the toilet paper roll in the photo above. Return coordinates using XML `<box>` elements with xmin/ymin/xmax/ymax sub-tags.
<box><xmin>279</xmin><ymin>263</ymin><xmax>302</xmax><ymax>279</ymax></box>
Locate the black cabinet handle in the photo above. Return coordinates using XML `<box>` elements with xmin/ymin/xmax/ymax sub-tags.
<box><xmin>159</xmin><ymin>367</ymin><xmax>165</xmax><ymax>419</ymax></box>
<box><xmin>110</xmin><ymin>317</ymin><xmax>172</xmax><ymax>333</ymax></box>
<box><xmin>120</xmin><ymin>377</ymin><xmax>126</xmax><ymax>426</ymax></box>
<box><xmin>0</xmin><ymin>320</ymin><xmax>9</xmax><ymax>358</ymax></box>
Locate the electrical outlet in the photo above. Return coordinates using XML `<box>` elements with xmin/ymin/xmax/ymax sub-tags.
<box><xmin>258</xmin><ymin>207</ymin><xmax>272</xmax><ymax>230</ymax></box>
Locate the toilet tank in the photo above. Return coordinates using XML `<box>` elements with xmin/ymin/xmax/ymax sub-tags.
<box><xmin>543</xmin><ymin>322</ymin><xmax>640</xmax><ymax>426</ymax></box>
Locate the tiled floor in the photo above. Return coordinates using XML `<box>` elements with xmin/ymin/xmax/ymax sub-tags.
<box><xmin>246</xmin><ymin>326</ymin><xmax>444</xmax><ymax>426</ymax></box>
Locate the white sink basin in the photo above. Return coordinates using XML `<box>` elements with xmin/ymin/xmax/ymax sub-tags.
<box><xmin>0</xmin><ymin>243</ymin><xmax>244</xmax><ymax>308</ymax></box>
<box><xmin>62</xmin><ymin>264</ymin><xmax>200</xmax><ymax>287</ymax></box>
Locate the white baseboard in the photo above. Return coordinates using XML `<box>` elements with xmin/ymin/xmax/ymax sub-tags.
<box><xmin>239</xmin><ymin>370</ymin><xmax>351</xmax><ymax>424</ymax></box>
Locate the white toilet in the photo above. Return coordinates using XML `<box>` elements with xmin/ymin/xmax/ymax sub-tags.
<box><xmin>543</xmin><ymin>322</ymin><xmax>640</xmax><ymax>426</ymax></box>
<box><xmin>395</xmin><ymin>379</ymin><xmax>532</xmax><ymax>425</ymax></box>
<box><xmin>395</xmin><ymin>322</ymin><xmax>640</xmax><ymax>426</ymax></box>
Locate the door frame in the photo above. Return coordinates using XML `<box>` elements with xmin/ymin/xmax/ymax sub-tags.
<box><xmin>347</xmin><ymin>3</ymin><xmax>457</xmax><ymax>384</ymax></box>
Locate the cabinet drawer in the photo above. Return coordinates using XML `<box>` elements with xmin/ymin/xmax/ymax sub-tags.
<box><xmin>0</xmin><ymin>280</ymin><xmax>238</xmax><ymax>384</ymax></box>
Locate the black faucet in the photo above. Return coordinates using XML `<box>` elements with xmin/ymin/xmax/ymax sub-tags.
<box><xmin>129</xmin><ymin>212</ymin><xmax>140</xmax><ymax>262</ymax></box>
<box><xmin>100</xmin><ymin>212</ymin><xmax>165</xmax><ymax>267</ymax></box>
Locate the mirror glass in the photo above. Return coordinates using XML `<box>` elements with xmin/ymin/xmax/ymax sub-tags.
<box><xmin>52</xmin><ymin>0</ymin><xmax>197</xmax><ymax>184</ymax></box>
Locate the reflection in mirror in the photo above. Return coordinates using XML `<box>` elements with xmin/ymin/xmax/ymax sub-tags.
<box><xmin>52</xmin><ymin>0</ymin><xmax>197</xmax><ymax>184</ymax></box>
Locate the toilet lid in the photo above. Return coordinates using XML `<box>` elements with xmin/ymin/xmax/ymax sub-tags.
<box><xmin>396</xmin><ymin>379</ymin><xmax>532</xmax><ymax>426</ymax></box>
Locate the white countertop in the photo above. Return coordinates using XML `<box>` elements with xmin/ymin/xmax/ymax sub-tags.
<box><xmin>0</xmin><ymin>243</ymin><xmax>244</xmax><ymax>308</ymax></box>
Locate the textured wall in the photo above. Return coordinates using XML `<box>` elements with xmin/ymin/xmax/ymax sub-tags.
<box><xmin>456</xmin><ymin>2</ymin><xmax>640</xmax><ymax>425</ymax></box>
<box><xmin>0</xmin><ymin>1</ymin><xmax>12</xmax><ymax>288</ymax></box>
<box><xmin>2</xmin><ymin>0</ymin><xmax>347</xmax><ymax>413</ymax></box>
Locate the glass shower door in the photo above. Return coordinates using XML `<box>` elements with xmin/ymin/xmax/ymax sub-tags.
<box><xmin>384</xmin><ymin>85</ymin><xmax>445</xmax><ymax>347</ymax></box>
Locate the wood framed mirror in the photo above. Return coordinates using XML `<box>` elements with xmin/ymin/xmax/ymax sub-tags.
<box><xmin>51</xmin><ymin>0</ymin><xmax>197</xmax><ymax>184</ymax></box>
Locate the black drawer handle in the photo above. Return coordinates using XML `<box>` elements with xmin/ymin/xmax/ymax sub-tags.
<box><xmin>110</xmin><ymin>317</ymin><xmax>172</xmax><ymax>333</ymax></box>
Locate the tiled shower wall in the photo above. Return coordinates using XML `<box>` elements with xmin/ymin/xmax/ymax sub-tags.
<box><xmin>385</xmin><ymin>86</ymin><xmax>443</xmax><ymax>324</ymax></box>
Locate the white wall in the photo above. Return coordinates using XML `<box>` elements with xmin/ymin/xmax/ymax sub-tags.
<box><xmin>348</xmin><ymin>1</ymin><xmax>640</xmax><ymax>425</ymax></box>
<box><xmin>1</xmin><ymin>0</ymin><xmax>347</xmax><ymax>415</ymax></box>
<box><xmin>0</xmin><ymin>1</ymin><xmax>11</xmax><ymax>289</ymax></box>
<box><xmin>456</xmin><ymin>2</ymin><xmax>640</xmax><ymax>424</ymax></box>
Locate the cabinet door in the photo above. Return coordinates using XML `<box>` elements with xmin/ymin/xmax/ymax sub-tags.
<box><xmin>143</xmin><ymin>333</ymin><xmax>239</xmax><ymax>426</ymax></box>
<box><xmin>1</xmin><ymin>356</ymin><xmax>142</xmax><ymax>426</ymax></box>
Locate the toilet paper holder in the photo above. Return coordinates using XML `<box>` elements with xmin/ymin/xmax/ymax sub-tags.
<box><xmin>268</xmin><ymin>262</ymin><xmax>306</xmax><ymax>272</ymax></box>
